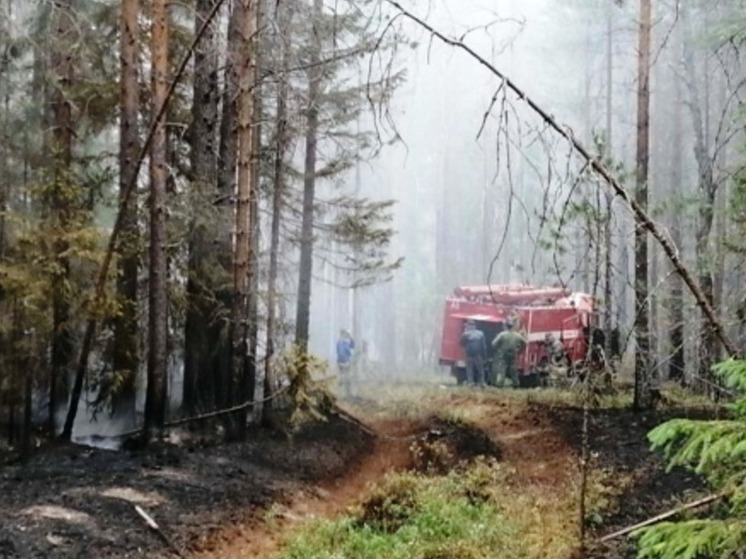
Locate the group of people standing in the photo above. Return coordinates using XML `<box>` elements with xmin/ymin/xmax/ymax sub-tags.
<box><xmin>459</xmin><ymin>319</ymin><xmax>531</xmax><ymax>388</ymax></box>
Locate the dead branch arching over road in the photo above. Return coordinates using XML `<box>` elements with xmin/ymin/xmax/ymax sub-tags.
<box><xmin>383</xmin><ymin>0</ymin><xmax>738</xmax><ymax>358</ymax></box>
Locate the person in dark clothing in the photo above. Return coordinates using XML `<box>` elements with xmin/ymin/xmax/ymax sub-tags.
<box><xmin>492</xmin><ymin>320</ymin><xmax>527</xmax><ymax>387</ymax></box>
<box><xmin>459</xmin><ymin>320</ymin><xmax>487</xmax><ymax>387</ymax></box>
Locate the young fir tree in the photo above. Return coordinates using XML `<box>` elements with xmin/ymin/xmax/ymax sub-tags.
<box><xmin>633</xmin><ymin>359</ymin><xmax>746</xmax><ymax>558</ymax></box>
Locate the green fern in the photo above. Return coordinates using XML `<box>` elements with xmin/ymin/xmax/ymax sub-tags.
<box><xmin>634</xmin><ymin>359</ymin><xmax>746</xmax><ymax>559</ymax></box>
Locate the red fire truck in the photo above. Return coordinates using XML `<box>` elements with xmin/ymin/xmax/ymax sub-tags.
<box><xmin>439</xmin><ymin>284</ymin><xmax>599</xmax><ymax>387</ymax></box>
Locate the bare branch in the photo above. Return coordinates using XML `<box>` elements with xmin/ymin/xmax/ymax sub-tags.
<box><xmin>384</xmin><ymin>0</ymin><xmax>738</xmax><ymax>357</ymax></box>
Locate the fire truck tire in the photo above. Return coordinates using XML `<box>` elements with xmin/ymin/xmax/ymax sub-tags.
<box><xmin>452</xmin><ymin>366</ymin><xmax>467</xmax><ymax>385</ymax></box>
<box><xmin>519</xmin><ymin>373</ymin><xmax>541</xmax><ymax>389</ymax></box>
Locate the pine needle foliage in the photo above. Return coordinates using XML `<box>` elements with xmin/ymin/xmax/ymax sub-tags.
<box><xmin>633</xmin><ymin>359</ymin><xmax>746</xmax><ymax>559</ymax></box>
<box><xmin>276</xmin><ymin>346</ymin><xmax>336</xmax><ymax>429</ymax></box>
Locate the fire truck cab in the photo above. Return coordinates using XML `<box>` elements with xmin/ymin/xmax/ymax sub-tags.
<box><xmin>439</xmin><ymin>284</ymin><xmax>598</xmax><ymax>387</ymax></box>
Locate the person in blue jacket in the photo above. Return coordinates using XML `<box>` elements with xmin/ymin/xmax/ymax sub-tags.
<box><xmin>336</xmin><ymin>329</ymin><xmax>355</xmax><ymax>396</ymax></box>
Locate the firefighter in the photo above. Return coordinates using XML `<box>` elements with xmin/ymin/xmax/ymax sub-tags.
<box><xmin>544</xmin><ymin>333</ymin><xmax>565</xmax><ymax>366</ymax></box>
<box><xmin>491</xmin><ymin>320</ymin><xmax>527</xmax><ymax>388</ymax></box>
<box><xmin>459</xmin><ymin>320</ymin><xmax>487</xmax><ymax>387</ymax></box>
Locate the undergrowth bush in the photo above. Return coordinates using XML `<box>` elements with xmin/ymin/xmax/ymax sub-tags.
<box><xmin>272</xmin><ymin>458</ymin><xmax>571</xmax><ymax>559</ymax></box>
<box><xmin>270</xmin><ymin>461</ymin><xmax>525</xmax><ymax>559</ymax></box>
<box><xmin>633</xmin><ymin>359</ymin><xmax>746</xmax><ymax>559</ymax></box>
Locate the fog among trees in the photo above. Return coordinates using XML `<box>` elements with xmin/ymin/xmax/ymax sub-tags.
<box><xmin>1</xmin><ymin>0</ymin><xmax>745</xmax><ymax>453</ymax></box>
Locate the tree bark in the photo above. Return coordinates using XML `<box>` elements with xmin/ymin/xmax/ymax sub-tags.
<box><xmin>210</xmin><ymin>1</ymin><xmax>239</xmax><ymax>413</ymax></box>
<box><xmin>61</xmin><ymin>0</ymin><xmax>228</xmax><ymax>441</ymax></box>
<box><xmin>633</xmin><ymin>0</ymin><xmax>653</xmax><ymax>410</ymax></box>
<box><xmin>242</xmin><ymin>0</ymin><xmax>262</xmax><ymax>437</ymax></box>
<box><xmin>602</xmin><ymin>2</ymin><xmax>614</xmax><ymax>357</ymax></box>
<box><xmin>112</xmin><ymin>0</ymin><xmax>140</xmax><ymax>429</ymax></box>
<box><xmin>49</xmin><ymin>0</ymin><xmax>75</xmax><ymax>434</ymax></box>
<box><xmin>144</xmin><ymin>0</ymin><xmax>170</xmax><ymax>437</ymax></box>
<box><xmin>264</xmin><ymin>3</ymin><xmax>292</xmax><ymax>427</ymax></box>
<box><xmin>230</xmin><ymin>0</ymin><xmax>257</xmax><ymax>437</ymax></box>
<box><xmin>668</xmin><ymin>30</ymin><xmax>685</xmax><ymax>382</ymax></box>
<box><xmin>183</xmin><ymin>0</ymin><xmax>220</xmax><ymax>415</ymax></box>
<box><xmin>0</xmin><ymin>0</ymin><xmax>10</xmax><ymax>260</ymax></box>
<box><xmin>682</xmin><ymin>4</ymin><xmax>718</xmax><ymax>394</ymax></box>
<box><xmin>294</xmin><ymin>0</ymin><xmax>323</xmax><ymax>352</ymax></box>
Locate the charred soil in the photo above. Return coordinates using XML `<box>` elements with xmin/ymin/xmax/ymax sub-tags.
<box><xmin>0</xmin><ymin>389</ymin><xmax>713</xmax><ymax>559</ymax></box>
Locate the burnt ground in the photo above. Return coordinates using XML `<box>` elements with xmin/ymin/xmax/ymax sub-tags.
<box><xmin>544</xmin><ymin>403</ymin><xmax>715</xmax><ymax>558</ymax></box>
<box><xmin>0</xmin><ymin>415</ymin><xmax>375</xmax><ymax>559</ymax></box>
<box><xmin>0</xmin><ymin>390</ymin><xmax>717</xmax><ymax>559</ymax></box>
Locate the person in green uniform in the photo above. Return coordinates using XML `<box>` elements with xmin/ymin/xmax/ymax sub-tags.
<box><xmin>491</xmin><ymin>320</ymin><xmax>527</xmax><ymax>387</ymax></box>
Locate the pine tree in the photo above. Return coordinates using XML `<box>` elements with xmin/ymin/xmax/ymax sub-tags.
<box><xmin>48</xmin><ymin>0</ymin><xmax>76</xmax><ymax>434</ymax></box>
<box><xmin>111</xmin><ymin>0</ymin><xmax>140</xmax><ymax>429</ymax></box>
<box><xmin>634</xmin><ymin>359</ymin><xmax>746</xmax><ymax>558</ymax></box>
<box><xmin>183</xmin><ymin>0</ymin><xmax>220</xmax><ymax>416</ymax></box>
<box><xmin>144</xmin><ymin>0</ymin><xmax>170</xmax><ymax>437</ymax></box>
<box><xmin>633</xmin><ymin>0</ymin><xmax>653</xmax><ymax>410</ymax></box>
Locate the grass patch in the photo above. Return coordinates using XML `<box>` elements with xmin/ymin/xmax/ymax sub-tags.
<box><xmin>272</xmin><ymin>458</ymin><xmax>580</xmax><ymax>559</ymax></box>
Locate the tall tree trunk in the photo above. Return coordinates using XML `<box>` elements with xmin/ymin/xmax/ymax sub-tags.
<box><xmin>667</xmin><ymin>22</ymin><xmax>685</xmax><ymax>383</ymax></box>
<box><xmin>712</xmin><ymin>69</ymin><xmax>728</xmax><ymax>359</ymax></box>
<box><xmin>112</xmin><ymin>0</ymin><xmax>140</xmax><ymax>429</ymax></box>
<box><xmin>264</xmin><ymin>3</ymin><xmax>292</xmax><ymax>427</ymax></box>
<box><xmin>213</xmin><ymin>2</ymin><xmax>239</xmax><ymax>412</ymax></box>
<box><xmin>294</xmin><ymin>0</ymin><xmax>323</xmax><ymax>351</ymax></box>
<box><xmin>0</xmin><ymin>0</ymin><xmax>9</xmax><ymax>260</ymax></box>
<box><xmin>682</xmin><ymin>4</ymin><xmax>717</xmax><ymax>394</ymax></box>
<box><xmin>242</xmin><ymin>3</ymin><xmax>262</xmax><ymax>437</ymax></box>
<box><xmin>183</xmin><ymin>0</ymin><xmax>219</xmax><ymax>415</ymax></box>
<box><xmin>633</xmin><ymin>0</ymin><xmax>653</xmax><ymax>410</ymax></box>
<box><xmin>144</xmin><ymin>0</ymin><xmax>170</xmax><ymax>437</ymax></box>
<box><xmin>230</xmin><ymin>0</ymin><xmax>257</xmax><ymax>436</ymax></box>
<box><xmin>49</xmin><ymin>0</ymin><xmax>74</xmax><ymax>434</ymax></box>
<box><xmin>602</xmin><ymin>0</ymin><xmax>614</xmax><ymax>358</ymax></box>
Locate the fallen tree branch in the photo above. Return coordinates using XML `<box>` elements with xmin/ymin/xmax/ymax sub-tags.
<box><xmin>330</xmin><ymin>404</ymin><xmax>380</xmax><ymax>438</ymax></box>
<box><xmin>134</xmin><ymin>505</ymin><xmax>186</xmax><ymax>558</ymax></box>
<box><xmin>61</xmin><ymin>0</ymin><xmax>229</xmax><ymax>441</ymax></box>
<box><xmin>384</xmin><ymin>0</ymin><xmax>738</xmax><ymax>358</ymax></box>
<box><xmin>598</xmin><ymin>493</ymin><xmax>724</xmax><ymax>542</ymax></box>
<box><xmin>113</xmin><ymin>384</ymin><xmax>290</xmax><ymax>439</ymax></box>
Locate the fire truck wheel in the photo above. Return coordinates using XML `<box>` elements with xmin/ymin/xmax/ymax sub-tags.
<box><xmin>519</xmin><ymin>373</ymin><xmax>541</xmax><ymax>389</ymax></box>
<box><xmin>452</xmin><ymin>366</ymin><xmax>467</xmax><ymax>385</ymax></box>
